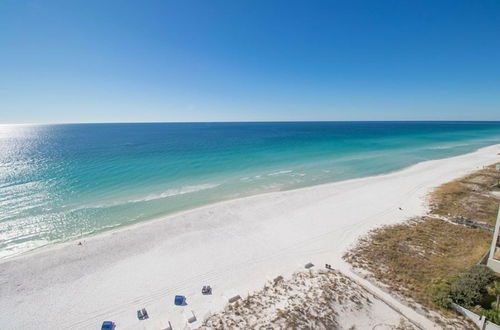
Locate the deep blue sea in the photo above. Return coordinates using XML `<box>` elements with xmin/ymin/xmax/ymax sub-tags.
<box><xmin>1</xmin><ymin>121</ymin><xmax>500</xmax><ymax>258</ymax></box>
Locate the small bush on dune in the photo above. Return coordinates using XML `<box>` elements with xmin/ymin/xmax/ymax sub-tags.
<box><xmin>487</xmin><ymin>281</ymin><xmax>500</xmax><ymax>311</ymax></box>
<box><xmin>449</xmin><ymin>265</ymin><xmax>495</xmax><ymax>307</ymax></box>
<box><xmin>431</xmin><ymin>278</ymin><xmax>453</xmax><ymax>308</ymax></box>
<box><xmin>482</xmin><ymin>309</ymin><xmax>500</xmax><ymax>324</ymax></box>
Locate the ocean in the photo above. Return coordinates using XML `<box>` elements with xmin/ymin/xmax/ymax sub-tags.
<box><xmin>1</xmin><ymin>121</ymin><xmax>499</xmax><ymax>258</ymax></box>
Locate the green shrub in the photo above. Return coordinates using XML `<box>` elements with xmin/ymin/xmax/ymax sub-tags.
<box><xmin>487</xmin><ymin>281</ymin><xmax>500</xmax><ymax>311</ymax></box>
<box><xmin>450</xmin><ymin>265</ymin><xmax>495</xmax><ymax>307</ymax></box>
<box><xmin>431</xmin><ymin>278</ymin><xmax>452</xmax><ymax>308</ymax></box>
<box><xmin>482</xmin><ymin>309</ymin><xmax>500</xmax><ymax>324</ymax></box>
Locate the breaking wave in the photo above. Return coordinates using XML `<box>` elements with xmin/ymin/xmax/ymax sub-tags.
<box><xmin>73</xmin><ymin>183</ymin><xmax>220</xmax><ymax>211</ymax></box>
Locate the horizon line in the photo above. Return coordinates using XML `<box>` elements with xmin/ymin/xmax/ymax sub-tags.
<box><xmin>2</xmin><ymin>119</ymin><xmax>500</xmax><ymax>126</ymax></box>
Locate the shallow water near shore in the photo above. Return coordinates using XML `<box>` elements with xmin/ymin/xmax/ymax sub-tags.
<box><xmin>1</xmin><ymin>121</ymin><xmax>500</xmax><ymax>258</ymax></box>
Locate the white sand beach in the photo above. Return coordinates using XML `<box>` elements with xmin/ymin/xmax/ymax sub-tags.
<box><xmin>1</xmin><ymin>145</ymin><xmax>499</xmax><ymax>330</ymax></box>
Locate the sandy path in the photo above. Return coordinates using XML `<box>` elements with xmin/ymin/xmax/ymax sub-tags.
<box><xmin>1</xmin><ymin>144</ymin><xmax>499</xmax><ymax>330</ymax></box>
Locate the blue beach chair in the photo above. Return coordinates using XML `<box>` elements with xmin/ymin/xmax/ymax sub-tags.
<box><xmin>174</xmin><ymin>295</ymin><xmax>186</xmax><ymax>306</ymax></box>
<box><xmin>101</xmin><ymin>321</ymin><xmax>115</xmax><ymax>330</ymax></box>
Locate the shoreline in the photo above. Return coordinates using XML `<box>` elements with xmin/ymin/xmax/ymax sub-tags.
<box><xmin>1</xmin><ymin>144</ymin><xmax>499</xmax><ymax>329</ymax></box>
<box><xmin>4</xmin><ymin>142</ymin><xmax>500</xmax><ymax>263</ymax></box>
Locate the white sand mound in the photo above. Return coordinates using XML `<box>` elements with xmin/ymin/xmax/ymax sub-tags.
<box><xmin>203</xmin><ymin>269</ymin><xmax>416</xmax><ymax>330</ymax></box>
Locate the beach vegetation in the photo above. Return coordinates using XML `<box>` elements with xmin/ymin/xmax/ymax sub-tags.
<box><xmin>343</xmin><ymin>216</ymin><xmax>491</xmax><ymax>311</ymax></box>
<box><xmin>448</xmin><ymin>265</ymin><xmax>495</xmax><ymax>307</ymax></box>
<box><xmin>203</xmin><ymin>269</ymin><xmax>420</xmax><ymax>329</ymax></box>
<box><xmin>472</xmin><ymin>281</ymin><xmax>500</xmax><ymax>325</ymax></box>
<box><xmin>430</xmin><ymin>163</ymin><xmax>500</xmax><ymax>225</ymax></box>
<box><xmin>487</xmin><ymin>281</ymin><xmax>500</xmax><ymax>311</ymax></box>
<box><xmin>344</xmin><ymin>163</ymin><xmax>500</xmax><ymax>326</ymax></box>
<box><xmin>431</xmin><ymin>278</ymin><xmax>452</xmax><ymax>308</ymax></box>
<box><xmin>344</xmin><ymin>162</ymin><xmax>500</xmax><ymax>326</ymax></box>
<box><xmin>482</xmin><ymin>309</ymin><xmax>500</xmax><ymax>325</ymax></box>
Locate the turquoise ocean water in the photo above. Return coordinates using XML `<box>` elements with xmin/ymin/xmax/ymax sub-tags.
<box><xmin>1</xmin><ymin>121</ymin><xmax>500</xmax><ymax>258</ymax></box>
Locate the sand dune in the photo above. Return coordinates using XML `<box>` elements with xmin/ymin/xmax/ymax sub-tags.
<box><xmin>1</xmin><ymin>144</ymin><xmax>499</xmax><ymax>330</ymax></box>
<box><xmin>203</xmin><ymin>269</ymin><xmax>416</xmax><ymax>329</ymax></box>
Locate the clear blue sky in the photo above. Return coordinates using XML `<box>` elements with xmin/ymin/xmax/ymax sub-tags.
<box><xmin>1</xmin><ymin>0</ymin><xmax>499</xmax><ymax>123</ymax></box>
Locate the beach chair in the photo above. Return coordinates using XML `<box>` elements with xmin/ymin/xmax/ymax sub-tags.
<box><xmin>202</xmin><ymin>285</ymin><xmax>212</xmax><ymax>295</ymax></box>
<box><xmin>142</xmin><ymin>308</ymin><xmax>149</xmax><ymax>319</ymax></box>
<box><xmin>137</xmin><ymin>309</ymin><xmax>143</xmax><ymax>320</ymax></box>
<box><xmin>101</xmin><ymin>321</ymin><xmax>115</xmax><ymax>330</ymax></box>
<box><xmin>174</xmin><ymin>295</ymin><xmax>186</xmax><ymax>306</ymax></box>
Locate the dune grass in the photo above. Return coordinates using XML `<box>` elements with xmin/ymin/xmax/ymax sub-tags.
<box><xmin>344</xmin><ymin>162</ymin><xmax>500</xmax><ymax>312</ymax></box>
<box><xmin>344</xmin><ymin>217</ymin><xmax>491</xmax><ymax>309</ymax></box>
<box><xmin>430</xmin><ymin>163</ymin><xmax>500</xmax><ymax>225</ymax></box>
<box><xmin>202</xmin><ymin>270</ymin><xmax>416</xmax><ymax>329</ymax></box>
